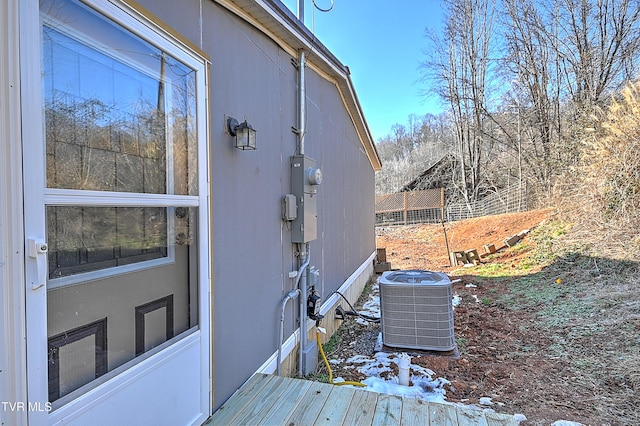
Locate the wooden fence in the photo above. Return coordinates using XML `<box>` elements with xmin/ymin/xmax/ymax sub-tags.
<box><xmin>375</xmin><ymin>188</ymin><xmax>444</xmax><ymax>226</ymax></box>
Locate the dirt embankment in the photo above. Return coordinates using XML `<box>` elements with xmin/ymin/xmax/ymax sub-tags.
<box><xmin>376</xmin><ymin>208</ymin><xmax>553</xmax><ymax>273</ymax></box>
<box><xmin>331</xmin><ymin>208</ymin><xmax>640</xmax><ymax>425</ymax></box>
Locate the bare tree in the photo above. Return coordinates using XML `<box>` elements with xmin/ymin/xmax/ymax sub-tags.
<box><xmin>549</xmin><ymin>0</ymin><xmax>640</xmax><ymax>179</ymax></box>
<box><xmin>553</xmin><ymin>0</ymin><xmax>640</xmax><ymax>106</ymax></box>
<box><xmin>494</xmin><ymin>0</ymin><xmax>640</xmax><ymax>202</ymax></box>
<box><xmin>422</xmin><ymin>0</ymin><xmax>499</xmax><ymax>209</ymax></box>
<box><xmin>501</xmin><ymin>0</ymin><xmax>562</xmax><ymax>196</ymax></box>
<box><xmin>374</xmin><ymin>113</ymin><xmax>455</xmax><ymax>194</ymax></box>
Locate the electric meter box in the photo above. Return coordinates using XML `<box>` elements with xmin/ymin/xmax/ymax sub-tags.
<box><xmin>291</xmin><ymin>155</ymin><xmax>321</xmax><ymax>243</ymax></box>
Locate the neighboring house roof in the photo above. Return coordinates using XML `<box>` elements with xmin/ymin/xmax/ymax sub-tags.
<box><xmin>214</xmin><ymin>0</ymin><xmax>382</xmax><ymax>171</ymax></box>
<box><xmin>401</xmin><ymin>154</ymin><xmax>457</xmax><ymax>192</ymax></box>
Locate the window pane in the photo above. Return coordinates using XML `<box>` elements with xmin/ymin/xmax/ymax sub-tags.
<box><xmin>47</xmin><ymin>206</ymin><xmax>169</xmax><ymax>280</ymax></box>
<box><xmin>42</xmin><ymin>0</ymin><xmax>198</xmax><ymax>195</ymax></box>
<box><xmin>46</xmin><ymin>207</ymin><xmax>199</xmax><ymax>403</ymax></box>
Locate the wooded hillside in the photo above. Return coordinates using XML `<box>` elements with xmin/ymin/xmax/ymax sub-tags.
<box><xmin>376</xmin><ymin>0</ymin><xmax>640</xmax><ymax>226</ymax></box>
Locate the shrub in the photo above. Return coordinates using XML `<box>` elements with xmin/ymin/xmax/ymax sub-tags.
<box><xmin>576</xmin><ymin>81</ymin><xmax>640</xmax><ymax>234</ymax></box>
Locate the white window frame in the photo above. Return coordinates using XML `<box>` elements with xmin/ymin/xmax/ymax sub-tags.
<box><xmin>2</xmin><ymin>1</ymin><xmax>29</xmax><ymax>425</ymax></box>
<box><xmin>41</xmin><ymin>11</ymin><xmax>194</xmax><ymax>289</ymax></box>
<box><xmin>21</xmin><ymin>0</ymin><xmax>212</xmax><ymax>423</ymax></box>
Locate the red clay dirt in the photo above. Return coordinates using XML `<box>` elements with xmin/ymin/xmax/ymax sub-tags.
<box><xmin>376</xmin><ymin>208</ymin><xmax>554</xmax><ymax>273</ymax></box>
<box><xmin>357</xmin><ymin>209</ymin><xmax>600</xmax><ymax>425</ymax></box>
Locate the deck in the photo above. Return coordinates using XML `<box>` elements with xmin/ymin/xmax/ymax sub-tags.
<box><xmin>205</xmin><ymin>373</ymin><xmax>521</xmax><ymax>425</ymax></box>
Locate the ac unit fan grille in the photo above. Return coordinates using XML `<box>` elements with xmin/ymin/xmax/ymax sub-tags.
<box><xmin>379</xmin><ymin>271</ymin><xmax>455</xmax><ymax>351</ymax></box>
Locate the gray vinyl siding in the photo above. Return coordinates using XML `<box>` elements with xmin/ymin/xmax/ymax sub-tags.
<box><xmin>305</xmin><ymin>70</ymin><xmax>376</xmax><ymax>293</ymax></box>
<box><xmin>135</xmin><ymin>0</ymin><xmax>376</xmax><ymax>410</ymax></box>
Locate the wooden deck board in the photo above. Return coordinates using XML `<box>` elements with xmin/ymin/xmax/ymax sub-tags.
<box><xmin>205</xmin><ymin>373</ymin><xmax>273</xmax><ymax>425</ymax></box>
<box><xmin>371</xmin><ymin>393</ymin><xmax>403</xmax><ymax>425</ymax></box>
<box><xmin>257</xmin><ymin>377</ymin><xmax>313</xmax><ymax>425</ymax></box>
<box><xmin>428</xmin><ymin>401</ymin><xmax>458</xmax><ymax>426</ymax></box>
<box><xmin>456</xmin><ymin>405</ymin><xmax>488</xmax><ymax>426</ymax></box>
<box><xmin>206</xmin><ymin>374</ymin><xmax>523</xmax><ymax>426</ymax></box>
<box><xmin>283</xmin><ymin>381</ymin><xmax>331</xmax><ymax>425</ymax></box>
<box><xmin>342</xmin><ymin>387</ymin><xmax>379</xmax><ymax>426</ymax></box>
<box><xmin>314</xmin><ymin>385</ymin><xmax>357</xmax><ymax>425</ymax></box>
<box><xmin>485</xmin><ymin>411</ymin><xmax>522</xmax><ymax>426</ymax></box>
<box><xmin>230</xmin><ymin>374</ymin><xmax>295</xmax><ymax>425</ymax></box>
<box><xmin>400</xmin><ymin>398</ymin><xmax>431</xmax><ymax>426</ymax></box>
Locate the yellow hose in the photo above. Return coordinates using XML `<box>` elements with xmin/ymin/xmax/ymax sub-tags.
<box><xmin>316</xmin><ymin>330</ymin><xmax>366</xmax><ymax>387</ymax></box>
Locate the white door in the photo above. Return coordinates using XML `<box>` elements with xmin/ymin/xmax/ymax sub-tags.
<box><xmin>22</xmin><ymin>1</ymin><xmax>211</xmax><ymax>424</ymax></box>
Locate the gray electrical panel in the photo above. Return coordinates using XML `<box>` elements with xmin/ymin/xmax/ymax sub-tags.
<box><xmin>291</xmin><ymin>155</ymin><xmax>322</xmax><ymax>243</ymax></box>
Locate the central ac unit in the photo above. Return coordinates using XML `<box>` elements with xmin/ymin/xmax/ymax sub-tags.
<box><xmin>379</xmin><ymin>270</ymin><xmax>455</xmax><ymax>351</ymax></box>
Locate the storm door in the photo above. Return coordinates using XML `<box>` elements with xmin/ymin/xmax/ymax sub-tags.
<box><xmin>22</xmin><ymin>0</ymin><xmax>211</xmax><ymax>424</ymax></box>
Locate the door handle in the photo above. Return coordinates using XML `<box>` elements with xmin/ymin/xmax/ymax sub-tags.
<box><xmin>28</xmin><ymin>239</ymin><xmax>48</xmax><ymax>290</ymax></box>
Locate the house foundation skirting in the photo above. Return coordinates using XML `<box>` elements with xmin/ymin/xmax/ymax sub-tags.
<box><xmin>258</xmin><ymin>250</ymin><xmax>376</xmax><ymax>376</ymax></box>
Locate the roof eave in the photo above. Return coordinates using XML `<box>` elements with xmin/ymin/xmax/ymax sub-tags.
<box><xmin>212</xmin><ymin>0</ymin><xmax>382</xmax><ymax>171</ymax></box>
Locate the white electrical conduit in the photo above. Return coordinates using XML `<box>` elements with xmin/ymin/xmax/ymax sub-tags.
<box><xmin>277</xmin><ymin>289</ymin><xmax>299</xmax><ymax>376</ymax></box>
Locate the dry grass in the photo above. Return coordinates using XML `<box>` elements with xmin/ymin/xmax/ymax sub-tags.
<box><xmin>561</xmin><ymin>81</ymin><xmax>640</xmax><ymax>255</ymax></box>
<box><xmin>618</xmin><ymin>356</ymin><xmax>640</xmax><ymax>391</ymax></box>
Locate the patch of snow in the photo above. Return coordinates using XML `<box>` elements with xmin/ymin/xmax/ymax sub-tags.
<box><xmin>472</xmin><ymin>294</ymin><xmax>480</xmax><ymax>303</ymax></box>
<box><xmin>551</xmin><ymin>421</ymin><xmax>585</xmax><ymax>426</ymax></box>
<box><xmin>346</xmin><ymin>354</ymin><xmax>371</xmax><ymax>364</ymax></box>
<box><xmin>361</xmin><ymin>298</ymin><xmax>380</xmax><ymax>315</ymax></box>
<box><xmin>356</xmin><ymin>352</ymin><xmax>394</xmax><ymax>376</ymax></box>
<box><xmin>329</xmin><ymin>358</ymin><xmax>342</xmax><ymax>365</ymax></box>
<box><xmin>340</xmin><ymin>351</ymin><xmax>449</xmax><ymax>404</ymax></box>
<box><xmin>335</xmin><ymin>274</ymin><xmax>529</xmax><ymax>418</ymax></box>
<box><xmin>513</xmin><ymin>414</ymin><xmax>527</xmax><ymax>422</ymax></box>
<box><xmin>361</xmin><ymin>376</ymin><xmax>448</xmax><ymax>404</ymax></box>
<box><xmin>479</xmin><ymin>397</ymin><xmax>493</xmax><ymax>405</ymax></box>
<box><xmin>407</xmin><ymin>363</ymin><xmax>435</xmax><ymax>377</ymax></box>
<box><xmin>356</xmin><ymin>284</ymin><xmax>381</xmax><ymax>325</ymax></box>
<box><xmin>452</xmin><ymin>294</ymin><xmax>462</xmax><ymax>308</ymax></box>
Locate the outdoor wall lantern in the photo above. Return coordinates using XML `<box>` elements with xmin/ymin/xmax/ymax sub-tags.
<box><xmin>227</xmin><ymin>117</ymin><xmax>257</xmax><ymax>150</ymax></box>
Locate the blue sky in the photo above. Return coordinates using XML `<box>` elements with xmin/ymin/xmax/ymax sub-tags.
<box><xmin>282</xmin><ymin>0</ymin><xmax>445</xmax><ymax>142</ymax></box>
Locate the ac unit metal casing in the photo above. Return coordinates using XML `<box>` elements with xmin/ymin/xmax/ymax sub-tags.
<box><xmin>379</xmin><ymin>270</ymin><xmax>455</xmax><ymax>351</ymax></box>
